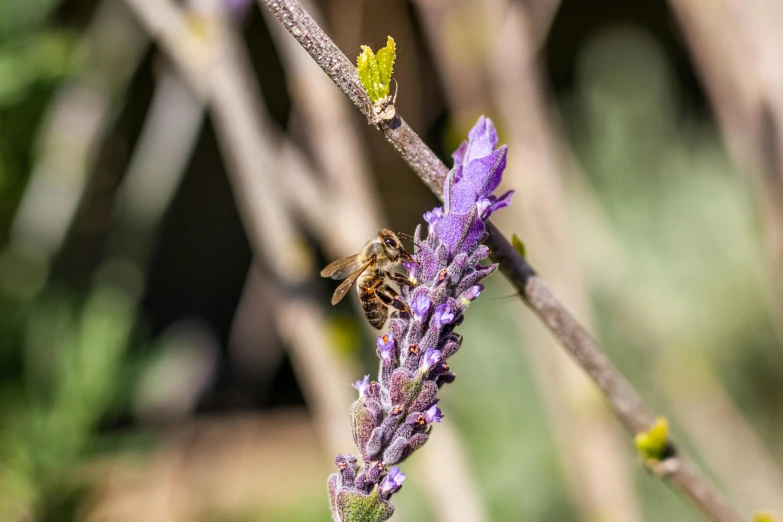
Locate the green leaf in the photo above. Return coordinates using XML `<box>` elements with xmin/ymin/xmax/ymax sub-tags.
<box><xmin>357</xmin><ymin>45</ymin><xmax>377</xmax><ymax>101</ymax></box>
<box><xmin>357</xmin><ymin>37</ymin><xmax>397</xmax><ymax>103</ymax></box>
<box><xmin>634</xmin><ymin>417</ymin><xmax>669</xmax><ymax>461</ymax></box>
<box><xmin>366</xmin><ymin>47</ymin><xmax>382</xmax><ymax>102</ymax></box>
<box><xmin>376</xmin><ymin>36</ymin><xmax>396</xmax><ymax>99</ymax></box>
<box><xmin>511</xmin><ymin>234</ymin><xmax>526</xmax><ymax>258</ymax></box>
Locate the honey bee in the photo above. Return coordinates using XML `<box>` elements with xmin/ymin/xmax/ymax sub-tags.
<box><xmin>320</xmin><ymin>229</ymin><xmax>417</xmax><ymax>329</ymax></box>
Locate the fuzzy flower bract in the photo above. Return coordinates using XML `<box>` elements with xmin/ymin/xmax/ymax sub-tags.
<box><xmin>327</xmin><ymin>116</ymin><xmax>512</xmax><ymax>522</ymax></box>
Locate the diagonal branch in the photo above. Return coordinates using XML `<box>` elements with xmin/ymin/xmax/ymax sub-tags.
<box><xmin>260</xmin><ymin>0</ymin><xmax>747</xmax><ymax>521</ymax></box>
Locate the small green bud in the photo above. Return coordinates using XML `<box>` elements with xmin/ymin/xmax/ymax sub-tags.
<box><xmin>511</xmin><ymin>234</ymin><xmax>526</xmax><ymax>258</ymax></box>
<box><xmin>635</xmin><ymin>417</ymin><xmax>669</xmax><ymax>462</ymax></box>
<box><xmin>357</xmin><ymin>36</ymin><xmax>396</xmax><ymax>103</ymax></box>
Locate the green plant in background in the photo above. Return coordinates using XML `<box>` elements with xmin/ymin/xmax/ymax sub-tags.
<box><xmin>0</xmin><ymin>31</ymin><xmax>78</xmax><ymax>107</ymax></box>
<box><xmin>0</xmin><ymin>0</ymin><xmax>79</xmax><ymax>243</ymax></box>
<box><xmin>0</xmin><ymin>285</ymin><xmax>135</xmax><ymax>519</ymax></box>
<box><xmin>565</xmin><ymin>25</ymin><xmax>783</xmax><ymax>521</ymax></box>
<box><xmin>357</xmin><ymin>36</ymin><xmax>397</xmax><ymax>125</ymax></box>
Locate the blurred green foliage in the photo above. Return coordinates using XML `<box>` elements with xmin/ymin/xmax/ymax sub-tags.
<box><xmin>0</xmin><ymin>0</ymin><xmax>79</xmax><ymax>243</ymax></box>
<box><xmin>567</xmin><ymin>25</ymin><xmax>783</xmax><ymax>459</ymax></box>
<box><xmin>0</xmin><ymin>32</ymin><xmax>79</xmax><ymax>107</ymax></box>
<box><xmin>0</xmin><ymin>0</ymin><xmax>61</xmax><ymax>42</ymax></box>
<box><xmin>0</xmin><ymin>285</ymin><xmax>135</xmax><ymax>519</ymax></box>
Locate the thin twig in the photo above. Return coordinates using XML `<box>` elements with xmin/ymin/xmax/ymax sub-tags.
<box><xmin>260</xmin><ymin>1</ymin><xmax>746</xmax><ymax>520</ymax></box>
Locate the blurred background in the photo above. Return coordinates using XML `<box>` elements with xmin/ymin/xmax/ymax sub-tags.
<box><xmin>1</xmin><ymin>0</ymin><xmax>783</xmax><ymax>520</ymax></box>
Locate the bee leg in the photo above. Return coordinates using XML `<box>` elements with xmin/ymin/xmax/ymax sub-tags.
<box><xmin>375</xmin><ymin>285</ymin><xmax>412</xmax><ymax>314</ymax></box>
<box><xmin>387</xmin><ymin>271</ymin><xmax>418</xmax><ymax>288</ymax></box>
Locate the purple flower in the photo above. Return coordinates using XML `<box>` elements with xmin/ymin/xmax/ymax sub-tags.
<box><xmin>411</xmin><ymin>294</ymin><xmax>431</xmax><ymax>321</ymax></box>
<box><xmin>440</xmin><ymin>116</ymin><xmax>511</xmax><ymax>221</ymax></box>
<box><xmin>328</xmin><ymin>116</ymin><xmax>512</xmax><ymax>521</ymax></box>
<box><xmin>423</xmin><ymin>207</ymin><xmax>443</xmax><ymax>227</ymax></box>
<box><xmin>377</xmin><ymin>334</ymin><xmax>395</xmax><ymax>361</ymax></box>
<box><xmin>451</xmin><ymin>116</ymin><xmax>498</xmax><ymax>167</ymax></box>
<box><xmin>462</xmin><ymin>284</ymin><xmax>483</xmax><ymax>302</ymax></box>
<box><xmin>424</xmin><ymin>403</ymin><xmax>443</xmax><ymax>424</ymax></box>
<box><xmin>477</xmin><ymin>192</ymin><xmax>514</xmax><ymax>219</ymax></box>
<box><xmin>379</xmin><ymin>467</ymin><xmax>406</xmax><ymax>497</ymax></box>
<box><xmin>352</xmin><ymin>374</ymin><xmax>371</xmax><ymax>398</ymax></box>
<box><xmin>451</xmin><ymin>141</ymin><xmax>468</xmax><ymax>167</ymax></box>
<box><xmin>433</xmin><ymin>303</ymin><xmax>455</xmax><ymax>328</ymax></box>
<box><xmin>419</xmin><ymin>349</ymin><xmax>441</xmax><ymax>371</ymax></box>
<box><xmin>476</xmin><ymin>197</ymin><xmax>492</xmax><ymax>216</ymax></box>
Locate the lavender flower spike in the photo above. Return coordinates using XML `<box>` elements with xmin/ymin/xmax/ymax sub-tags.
<box><xmin>328</xmin><ymin>116</ymin><xmax>512</xmax><ymax>522</ymax></box>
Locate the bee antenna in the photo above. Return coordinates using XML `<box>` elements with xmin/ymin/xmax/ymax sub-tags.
<box><xmin>397</xmin><ymin>232</ymin><xmax>423</xmax><ymax>249</ymax></box>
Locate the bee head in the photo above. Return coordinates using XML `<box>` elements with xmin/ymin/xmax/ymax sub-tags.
<box><xmin>378</xmin><ymin>229</ymin><xmax>414</xmax><ymax>264</ymax></box>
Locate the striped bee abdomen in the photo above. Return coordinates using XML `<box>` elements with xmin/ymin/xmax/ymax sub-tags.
<box><xmin>360</xmin><ymin>287</ymin><xmax>388</xmax><ymax>329</ymax></box>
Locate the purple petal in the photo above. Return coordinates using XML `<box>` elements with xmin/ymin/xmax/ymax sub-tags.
<box><xmin>419</xmin><ymin>349</ymin><xmax>442</xmax><ymax>371</ymax></box>
<box><xmin>451</xmin><ymin>140</ymin><xmax>468</xmax><ymax>166</ymax></box>
<box><xmin>476</xmin><ymin>197</ymin><xmax>492</xmax><ymax>217</ymax></box>
<box><xmin>464</xmin><ymin>116</ymin><xmax>499</xmax><ymax>165</ymax></box>
<box><xmin>482</xmin><ymin>190</ymin><xmax>514</xmax><ymax>219</ymax></box>
<box><xmin>424</xmin><ymin>404</ymin><xmax>443</xmax><ymax>424</ymax></box>
<box><xmin>462</xmin><ymin>284</ymin><xmax>484</xmax><ymax>302</ymax></box>
<box><xmin>411</xmin><ymin>294</ymin><xmax>431</xmax><ymax>321</ymax></box>
<box><xmin>376</xmin><ymin>334</ymin><xmax>395</xmax><ymax>361</ymax></box>
<box><xmin>423</xmin><ymin>207</ymin><xmax>443</xmax><ymax>227</ymax></box>
<box><xmin>449</xmin><ymin>146</ymin><xmax>508</xmax><ymax>214</ymax></box>
<box><xmin>379</xmin><ymin>466</ymin><xmax>406</xmax><ymax>495</ymax></box>
<box><xmin>352</xmin><ymin>374</ymin><xmax>371</xmax><ymax>397</ymax></box>
<box><xmin>433</xmin><ymin>303</ymin><xmax>455</xmax><ymax>328</ymax></box>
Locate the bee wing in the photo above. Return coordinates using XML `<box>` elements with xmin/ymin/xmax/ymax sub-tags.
<box><xmin>331</xmin><ymin>259</ymin><xmax>373</xmax><ymax>305</ymax></box>
<box><xmin>320</xmin><ymin>254</ymin><xmax>363</xmax><ymax>280</ymax></box>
